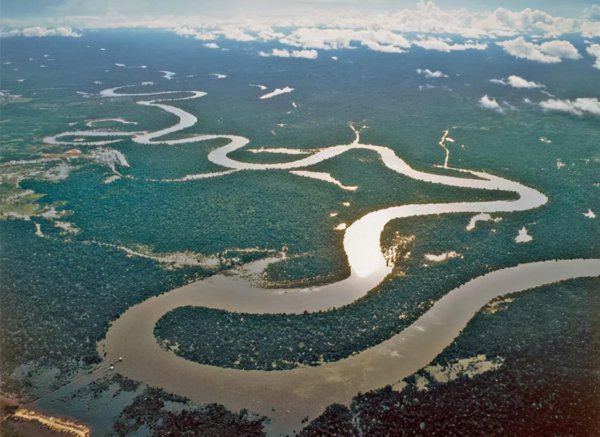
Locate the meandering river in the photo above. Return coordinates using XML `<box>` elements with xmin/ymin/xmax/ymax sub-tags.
<box><xmin>46</xmin><ymin>85</ymin><xmax>599</xmax><ymax>434</ymax></box>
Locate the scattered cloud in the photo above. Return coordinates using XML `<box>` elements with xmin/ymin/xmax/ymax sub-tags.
<box><xmin>174</xmin><ymin>25</ymin><xmax>256</xmax><ymax>42</ymax></box>
<box><xmin>218</xmin><ymin>26</ymin><xmax>255</xmax><ymax>42</ymax></box>
<box><xmin>278</xmin><ymin>28</ymin><xmax>356</xmax><ymax>50</ymax></box>
<box><xmin>413</xmin><ymin>37</ymin><xmax>487</xmax><ymax>52</ymax></box>
<box><xmin>2</xmin><ymin>1</ymin><xmax>600</xmax><ymax>73</ymax></box>
<box><xmin>3</xmin><ymin>1</ymin><xmax>600</xmax><ymax>42</ymax></box>
<box><xmin>587</xmin><ymin>43</ymin><xmax>600</xmax><ymax>69</ymax></box>
<box><xmin>1</xmin><ymin>26</ymin><xmax>80</xmax><ymax>37</ymax></box>
<box><xmin>540</xmin><ymin>98</ymin><xmax>600</xmax><ymax>116</ymax></box>
<box><xmin>358</xmin><ymin>30</ymin><xmax>410</xmax><ymax>53</ymax></box>
<box><xmin>491</xmin><ymin>7</ymin><xmax>594</xmax><ymax>37</ymax></box>
<box><xmin>276</xmin><ymin>28</ymin><xmax>411</xmax><ymax>53</ymax></box>
<box><xmin>583</xmin><ymin>4</ymin><xmax>600</xmax><ymax>21</ymax></box>
<box><xmin>480</xmin><ymin>95</ymin><xmax>504</xmax><ymax>112</ymax></box>
<box><xmin>259</xmin><ymin>48</ymin><xmax>318</xmax><ymax>59</ymax></box>
<box><xmin>540</xmin><ymin>40</ymin><xmax>582</xmax><ymax>59</ymax></box>
<box><xmin>497</xmin><ymin>37</ymin><xmax>580</xmax><ymax>63</ymax></box>
<box><xmin>490</xmin><ymin>75</ymin><xmax>544</xmax><ymax>89</ymax></box>
<box><xmin>173</xmin><ymin>26</ymin><xmax>217</xmax><ymax>40</ymax></box>
<box><xmin>416</xmin><ymin>68</ymin><xmax>448</xmax><ymax>78</ymax></box>
<box><xmin>362</xmin><ymin>41</ymin><xmax>406</xmax><ymax>53</ymax></box>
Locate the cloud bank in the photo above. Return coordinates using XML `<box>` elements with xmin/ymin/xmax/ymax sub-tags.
<box><xmin>4</xmin><ymin>2</ymin><xmax>600</xmax><ymax>41</ymax></box>
<box><xmin>3</xmin><ymin>1</ymin><xmax>600</xmax><ymax>69</ymax></box>
<box><xmin>413</xmin><ymin>37</ymin><xmax>487</xmax><ymax>52</ymax></box>
<box><xmin>259</xmin><ymin>48</ymin><xmax>318</xmax><ymax>59</ymax></box>
<box><xmin>540</xmin><ymin>98</ymin><xmax>600</xmax><ymax>116</ymax></box>
<box><xmin>1</xmin><ymin>26</ymin><xmax>81</xmax><ymax>37</ymax></box>
<box><xmin>497</xmin><ymin>37</ymin><xmax>580</xmax><ymax>63</ymax></box>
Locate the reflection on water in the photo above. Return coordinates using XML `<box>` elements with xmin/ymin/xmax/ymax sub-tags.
<box><xmin>49</xmin><ymin>84</ymin><xmax>593</xmax><ymax>434</ymax></box>
<box><xmin>101</xmin><ymin>259</ymin><xmax>600</xmax><ymax>434</ymax></box>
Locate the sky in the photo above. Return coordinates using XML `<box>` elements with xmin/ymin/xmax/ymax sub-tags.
<box><xmin>2</xmin><ymin>0</ymin><xmax>600</xmax><ymax>20</ymax></box>
<box><xmin>2</xmin><ymin>0</ymin><xmax>600</xmax><ymax>50</ymax></box>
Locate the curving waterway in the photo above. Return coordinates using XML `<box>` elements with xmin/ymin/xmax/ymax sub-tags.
<box><xmin>45</xmin><ymin>84</ymin><xmax>599</xmax><ymax>434</ymax></box>
<box><xmin>99</xmin><ymin>259</ymin><xmax>600</xmax><ymax>434</ymax></box>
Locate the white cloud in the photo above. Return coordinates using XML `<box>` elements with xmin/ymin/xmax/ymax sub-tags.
<box><xmin>259</xmin><ymin>2</ymin><xmax>600</xmax><ymax>40</ymax></box>
<box><xmin>490</xmin><ymin>75</ymin><xmax>544</xmax><ymax>89</ymax></box>
<box><xmin>278</xmin><ymin>28</ymin><xmax>355</xmax><ymax>50</ymax></box>
<box><xmin>540</xmin><ymin>98</ymin><xmax>600</xmax><ymax>116</ymax></box>
<box><xmin>359</xmin><ymin>30</ymin><xmax>410</xmax><ymax>53</ymax></box>
<box><xmin>173</xmin><ymin>26</ymin><xmax>217</xmax><ymax>40</ymax></box>
<box><xmin>480</xmin><ymin>95</ymin><xmax>504</xmax><ymax>112</ymax></box>
<box><xmin>1</xmin><ymin>26</ymin><xmax>81</xmax><ymax>37</ymax></box>
<box><xmin>539</xmin><ymin>40</ymin><xmax>581</xmax><ymax>59</ymax></box>
<box><xmin>259</xmin><ymin>48</ymin><xmax>318</xmax><ymax>59</ymax></box>
<box><xmin>174</xmin><ymin>25</ymin><xmax>254</xmax><ymax>42</ymax></box>
<box><xmin>497</xmin><ymin>37</ymin><xmax>555</xmax><ymax>63</ymax></box>
<box><xmin>416</xmin><ymin>68</ymin><xmax>448</xmax><ymax>78</ymax></box>
<box><xmin>4</xmin><ymin>1</ymin><xmax>600</xmax><ymax>39</ymax></box>
<box><xmin>362</xmin><ymin>41</ymin><xmax>406</xmax><ymax>53</ymax></box>
<box><xmin>218</xmin><ymin>26</ymin><xmax>255</xmax><ymax>42</ymax></box>
<box><xmin>4</xmin><ymin>0</ymin><xmax>600</xmax><ymax>47</ymax></box>
<box><xmin>587</xmin><ymin>44</ymin><xmax>600</xmax><ymax>69</ymax></box>
<box><xmin>3</xmin><ymin>1</ymin><xmax>600</xmax><ymax>55</ymax></box>
<box><xmin>204</xmin><ymin>42</ymin><xmax>219</xmax><ymax>49</ymax></box>
<box><xmin>288</xmin><ymin>49</ymin><xmax>318</xmax><ymax>59</ymax></box>
<box><xmin>413</xmin><ymin>37</ymin><xmax>487</xmax><ymax>52</ymax></box>
<box><xmin>583</xmin><ymin>4</ymin><xmax>600</xmax><ymax>20</ymax></box>
<box><xmin>497</xmin><ymin>37</ymin><xmax>580</xmax><ymax>63</ymax></box>
<box><xmin>492</xmin><ymin>7</ymin><xmax>582</xmax><ymax>37</ymax></box>
<box><xmin>246</xmin><ymin>23</ymin><xmax>285</xmax><ymax>42</ymax></box>
<box><xmin>277</xmin><ymin>28</ymin><xmax>411</xmax><ymax>53</ymax></box>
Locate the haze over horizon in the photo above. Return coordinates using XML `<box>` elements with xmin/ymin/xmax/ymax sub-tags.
<box><xmin>2</xmin><ymin>0</ymin><xmax>600</xmax><ymax>28</ymax></box>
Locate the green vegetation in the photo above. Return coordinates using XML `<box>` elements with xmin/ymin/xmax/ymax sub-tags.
<box><xmin>154</xmin><ymin>207</ymin><xmax>598</xmax><ymax>370</ymax></box>
<box><xmin>1</xmin><ymin>30</ymin><xmax>599</xmax><ymax>435</ymax></box>
<box><xmin>0</xmin><ymin>219</ymin><xmax>200</xmax><ymax>398</ymax></box>
<box><xmin>300</xmin><ymin>277</ymin><xmax>600</xmax><ymax>435</ymax></box>
<box><xmin>299</xmin><ymin>404</ymin><xmax>357</xmax><ymax>436</ymax></box>
<box><xmin>113</xmin><ymin>387</ymin><xmax>266</xmax><ymax>436</ymax></box>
